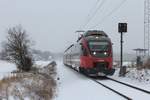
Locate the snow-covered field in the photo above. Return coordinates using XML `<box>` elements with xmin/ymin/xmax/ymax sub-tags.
<box><xmin>0</xmin><ymin>60</ymin><xmax>16</xmax><ymax>79</ymax></box>
<box><xmin>55</xmin><ymin>59</ymin><xmax>150</xmax><ymax>100</ymax></box>
<box><xmin>35</xmin><ymin>60</ymin><xmax>53</xmax><ymax>68</ymax></box>
<box><xmin>111</xmin><ymin>68</ymin><xmax>150</xmax><ymax>91</ymax></box>
<box><xmin>0</xmin><ymin>60</ymin><xmax>56</xmax><ymax>100</ymax></box>
<box><xmin>0</xmin><ymin>59</ymin><xmax>150</xmax><ymax>100</ymax></box>
<box><xmin>0</xmin><ymin>60</ymin><xmax>53</xmax><ymax>80</ymax></box>
<box><xmin>55</xmin><ymin>60</ymin><xmax>125</xmax><ymax>100</ymax></box>
<box><xmin>0</xmin><ymin>60</ymin><xmax>56</xmax><ymax>99</ymax></box>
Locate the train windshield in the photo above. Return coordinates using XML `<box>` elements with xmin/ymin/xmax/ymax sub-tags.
<box><xmin>89</xmin><ymin>41</ymin><xmax>109</xmax><ymax>52</ymax></box>
<box><xmin>88</xmin><ymin>41</ymin><xmax>110</xmax><ymax>57</ymax></box>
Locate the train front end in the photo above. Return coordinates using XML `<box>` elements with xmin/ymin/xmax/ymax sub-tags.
<box><xmin>79</xmin><ymin>31</ymin><xmax>115</xmax><ymax>76</ymax></box>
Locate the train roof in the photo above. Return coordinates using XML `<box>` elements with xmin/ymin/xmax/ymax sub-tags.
<box><xmin>83</xmin><ymin>30</ymin><xmax>108</xmax><ymax>37</ymax></box>
<box><xmin>83</xmin><ymin>30</ymin><xmax>110</xmax><ymax>42</ymax></box>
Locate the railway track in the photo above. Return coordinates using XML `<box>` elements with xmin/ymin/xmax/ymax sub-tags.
<box><xmin>65</xmin><ymin>65</ymin><xmax>150</xmax><ymax>100</ymax></box>
<box><xmin>65</xmin><ymin>65</ymin><xmax>131</xmax><ymax>100</ymax></box>
<box><xmin>90</xmin><ymin>77</ymin><xmax>132</xmax><ymax>100</ymax></box>
<box><xmin>106</xmin><ymin>77</ymin><xmax>150</xmax><ymax>94</ymax></box>
<box><xmin>95</xmin><ymin>77</ymin><xmax>150</xmax><ymax>100</ymax></box>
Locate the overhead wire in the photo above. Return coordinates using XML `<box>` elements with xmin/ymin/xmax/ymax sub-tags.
<box><xmin>87</xmin><ymin>0</ymin><xmax>100</xmax><ymax>16</ymax></box>
<box><xmin>81</xmin><ymin>0</ymin><xmax>106</xmax><ymax>29</ymax></box>
<box><xmin>90</xmin><ymin>0</ymin><xmax>128</xmax><ymax>29</ymax></box>
<box><xmin>78</xmin><ymin>0</ymin><xmax>100</xmax><ymax>30</ymax></box>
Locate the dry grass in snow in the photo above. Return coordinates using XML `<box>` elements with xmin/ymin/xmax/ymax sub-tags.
<box><xmin>0</xmin><ymin>61</ymin><xmax>57</xmax><ymax>100</ymax></box>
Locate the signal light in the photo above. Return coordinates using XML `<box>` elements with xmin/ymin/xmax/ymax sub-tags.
<box><xmin>118</xmin><ymin>23</ymin><xmax>127</xmax><ymax>33</ymax></box>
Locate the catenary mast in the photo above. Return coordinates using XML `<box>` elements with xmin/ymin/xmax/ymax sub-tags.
<box><xmin>144</xmin><ymin>0</ymin><xmax>150</xmax><ymax>56</ymax></box>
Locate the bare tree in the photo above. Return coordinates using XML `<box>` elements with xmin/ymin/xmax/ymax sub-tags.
<box><xmin>2</xmin><ymin>25</ymin><xmax>33</xmax><ymax>71</ymax></box>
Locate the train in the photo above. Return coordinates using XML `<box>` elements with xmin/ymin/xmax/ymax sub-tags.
<box><xmin>63</xmin><ymin>30</ymin><xmax>115</xmax><ymax>76</ymax></box>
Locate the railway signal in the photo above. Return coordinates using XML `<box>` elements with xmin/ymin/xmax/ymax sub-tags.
<box><xmin>118</xmin><ymin>23</ymin><xmax>127</xmax><ymax>77</ymax></box>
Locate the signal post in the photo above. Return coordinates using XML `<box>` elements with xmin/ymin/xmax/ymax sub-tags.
<box><xmin>118</xmin><ymin>23</ymin><xmax>127</xmax><ymax>77</ymax></box>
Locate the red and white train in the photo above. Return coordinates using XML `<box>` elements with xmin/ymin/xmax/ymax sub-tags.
<box><xmin>63</xmin><ymin>30</ymin><xmax>115</xmax><ymax>76</ymax></box>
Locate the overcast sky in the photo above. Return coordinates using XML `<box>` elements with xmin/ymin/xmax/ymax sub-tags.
<box><xmin>0</xmin><ymin>0</ymin><xmax>144</xmax><ymax>53</ymax></box>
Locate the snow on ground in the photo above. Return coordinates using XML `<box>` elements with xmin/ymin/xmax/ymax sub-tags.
<box><xmin>111</xmin><ymin>68</ymin><xmax>150</xmax><ymax>92</ymax></box>
<box><xmin>0</xmin><ymin>60</ymin><xmax>56</xmax><ymax>100</ymax></box>
<box><xmin>99</xmin><ymin>77</ymin><xmax>150</xmax><ymax>100</ymax></box>
<box><xmin>0</xmin><ymin>60</ymin><xmax>54</xmax><ymax>79</ymax></box>
<box><xmin>1</xmin><ymin>59</ymin><xmax>150</xmax><ymax>99</ymax></box>
<box><xmin>55</xmin><ymin>59</ymin><xmax>125</xmax><ymax>100</ymax></box>
<box><xmin>55</xmin><ymin>59</ymin><xmax>150</xmax><ymax>100</ymax></box>
<box><xmin>35</xmin><ymin>60</ymin><xmax>54</xmax><ymax>68</ymax></box>
<box><xmin>111</xmin><ymin>61</ymin><xmax>150</xmax><ymax>91</ymax></box>
<box><xmin>0</xmin><ymin>60</ymin><xmax>16</xmax><ymax>79</ymax></box>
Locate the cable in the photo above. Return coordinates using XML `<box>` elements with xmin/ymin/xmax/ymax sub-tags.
<box><xmin>87</xmin><ymin>0</ymin><xmax>100</xmax><ymax>16</ymax></box>
<box><xmin>82</xmin><ymin>0</ymin><xmax>107</xmax><ymax>29</ymax></box>
<box><xmin>79</xmin><ymin>0</ymin><xmax>100</xmax><ymax>30</ymax></box>
<box><xmin>90</xmin><ymin>0</ymin><xmax>127</xmax><ymax>29</ymax></box>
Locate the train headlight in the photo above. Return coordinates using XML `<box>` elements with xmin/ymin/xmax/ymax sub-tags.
<box><xmin>96</xmin><ymin>36</ymin><xmax>99</xmax><ymax>39</ymax></box>
<box><xmin>93</xmin><ymin>52</ymin><xmax>96</xmax><ymax>55</ymax></box>
<box><xmin>104</xmin><ymin>52</ymin><xmax>107</xmax><ymax>55</ymax></box>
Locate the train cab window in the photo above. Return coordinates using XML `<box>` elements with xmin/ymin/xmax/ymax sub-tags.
<box><xmin>88</xmin><ymin>41</ymin><xmax>110</xmax><ymax>57</ymax></box>
<box><xmin>89</xmin><ymin>41</ymin><xmax>109</xmax><ymax>51</ymax></box>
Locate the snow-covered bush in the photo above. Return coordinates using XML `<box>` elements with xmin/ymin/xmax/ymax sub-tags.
<box><xmin>126</xmin><ymin>68</ymin><xmax>150</xmax><ymax>84</ymax></box>
<box><xmin>0</xmin><ymin>61</ymin><xmax>57</xmax><ymax>100</ymax></box>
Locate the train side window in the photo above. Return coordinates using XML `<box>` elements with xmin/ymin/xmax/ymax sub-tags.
<box><xmin>81</xmin><ymin>46</ymin><xmax>88</xmax><ymax>56</ymax></box>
